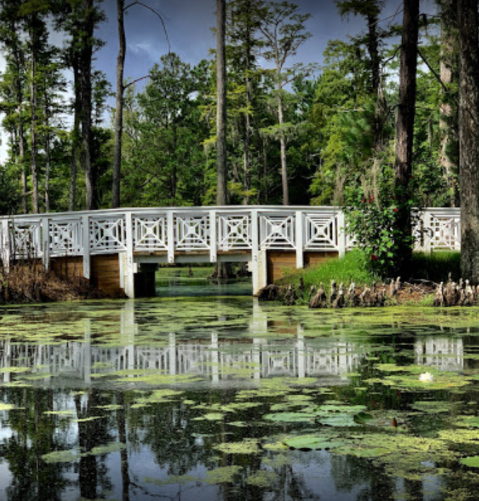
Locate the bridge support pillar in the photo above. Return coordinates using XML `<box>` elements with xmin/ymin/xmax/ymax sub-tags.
<box><xmin>120</xmin><ymin>252</ymin><xmax>136</xmax><ymax>299</ymax></box>
<box><xmin>251</xmin><ymin>250</ymin><xmax>268</xmax><ymax>295</ymax></box>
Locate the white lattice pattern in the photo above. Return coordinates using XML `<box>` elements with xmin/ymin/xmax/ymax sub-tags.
<box><xmin>217</xmin><ymin>214</ymin><xmax>252</xmax><ymax>251</ymax></box>
<box><xmin>90</xmin><ymin>217</ymin><xmax>126</xmax><ymax>252</ymax></box>
<box><xmin>11</xmin><ymin>221</ymin><xmax>42</xmax><ymax>258</ymax></box>
<box><xmin>49</xmin><ymin>220</ymin><xmax>83</xmax><ymax>256</ymax></box>
<box><xmin>415</xmin><ymin>212</ymin><xmax>461</xmax><ymax>251</ymax></box>
<box><xmin>259</xmin><ymin>214</ymin><xmax>295</xmax><ymax>249</ymax></box>
<box><xmin>175</xmin><ymin>214</ymin><xmax>210</xmax><ymax>250</ymax></box>
<box><xmin>304</xmin><ymin>213</ymin><xmax>339</xmax><ymax>251</ymax></box>
<box><xmin>134</xmin><ymin>216</ymin><xmax>168</xmax><ymax>251</ymax></box>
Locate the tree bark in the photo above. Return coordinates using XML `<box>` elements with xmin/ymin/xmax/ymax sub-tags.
<box><xmin>112</xmin><ymin>0</ymin><xmax>126</xmax><ymax>208</ymax></box>
<box><xmin>29</xmin><ymin>19</ymin><xmax>39</xmax><ymax>214</ymax></box>
<box><xmin>439</xmin><ymin>0</ymin><xmax>458</xmax><ymax>205</ymax></box>
<box><xmin>44</xmin><ymin>91</ymin><xmax>51</xmax><ymax>213</ymax></box>
<box><xmin>394</xmin><ymin>0</ymin><xmax>419</xmax><ymax>272</ymax></box>
<box><xmin>367</xmin><ymin>11</ymin><xmax>380</xmax><ymax>94</ymax></box>
<box><xmin>458</xmin><ymin>0</ymin><xmax>479</xmax><ymax>282</ymax></box>
<box><xmin>81</xmin><ymin>0</ymin><xmax>95</xmax><ymax>210</ymax></box>
<box><xmin>216</xmin><ymin>0</ymin><xmax>227</xmax><ymax>206</ymax></box>
<box><xmin>69</xmin><ymin>61</ymin><xmax>81</xmax><ymax>212</ymax></box>
<box><xmin>277</xmin><ymin>88</ymin><xmax>289</xmax><ymax>205</ymax></box>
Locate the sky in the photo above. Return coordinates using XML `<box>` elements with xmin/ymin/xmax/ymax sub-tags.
<box><xmin>95</xmin><ymin>0</ymin><xmax>437</xmax><ymax>94</ymax></box>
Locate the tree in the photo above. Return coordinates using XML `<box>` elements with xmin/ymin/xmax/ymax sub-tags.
<box><xmin>335</xmin><ymin>0</ymin><xmax>384</xmax><ymax>94</ymax></box>
<box><xmin>458</xmin><ymin>0</ymin><xmax>479</xmax><ymax>282</ymax></box>
<box><xmin>216</xmin><ymin>0</ymin><xmax>228</xmax><ymax>206</ymax></box>
<box><xmin>111</xmin><ymin>0</ymin><xmax>126</xmax><ymax>209</ymax></box>
<box><xmin>258</xmin><ymin>0</ymin><xmax>313</xmax><ymax>205</ymax></box>
<box><xmin>394</xmin><ymin>0</ymin><xmax>419</xmax><ymax>272</ymax></box>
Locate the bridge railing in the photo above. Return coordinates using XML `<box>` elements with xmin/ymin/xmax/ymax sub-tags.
<box><xmin>0</xmin><ymin>206</ymin><xmax>462</xmax><ymax>266</ymax></box>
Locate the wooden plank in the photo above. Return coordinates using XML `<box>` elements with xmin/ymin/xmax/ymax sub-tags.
<box><xmin>90</xmin><ymin>254</ymin><xmax>124</xmax><ymax>297</ymax></box>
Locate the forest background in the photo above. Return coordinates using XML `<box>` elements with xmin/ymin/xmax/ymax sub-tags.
<box><xmin>0</xmin><ymin>0</ymin><xmax>458</xmax><ymax>216</ymax></box>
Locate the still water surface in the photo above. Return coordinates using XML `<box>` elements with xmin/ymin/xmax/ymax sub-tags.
<box><xmin>1</xmin><ymin>280</ymin><xmax>479</xmax><ymax>500</ymax></box>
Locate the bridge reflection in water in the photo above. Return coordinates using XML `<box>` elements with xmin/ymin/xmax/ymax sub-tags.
<box><xmin>0</xmin><ymin>302</ymin><xmax>466</xmax><ymax>386</ymax></box>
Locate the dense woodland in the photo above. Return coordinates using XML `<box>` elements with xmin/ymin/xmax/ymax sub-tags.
<box><xmin>0</xmin><ymin>0</ymin><xmax>461</xmax><ymax>212</ymax></box>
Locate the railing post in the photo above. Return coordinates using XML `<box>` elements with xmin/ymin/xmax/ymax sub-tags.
<box><xmin>41</xmin><ymin>217</ymin><xmax>50</xmax><ymax>270</ymax></box>
<box><xmin>251</xmin><ymin>210</ymin><xmax>267</xmax><ymax>294</ymax></box>
<box><xmin>82</xmin><ymin>215</ymin><xmax>90</xmax><ymax>279</ymax></box>
<box><xmin>167</xmin><ymin>211</ymin><xmax>175</xmax><ymax>264</ymax></box>
<box><xmin>295</xmin><ymin>211</ymin><xmax>304</xmax><ymax>269</ymax></box>
<box><xmin>210</xmin><ymin>209</ymin><xmax>217</xmax><ymax>263</ymax></box>
<box><xmin>0</xmin><ymin>220</ymin><xmax>10</xmax><ymax>273</ymax></box>
<box><xmin>337</xmin><ymin>210</ymin><xmax>346</xmax><ymax>258</ymax></box>
<box><xmin>423</xmin><ymin>210</ymin><xmax>433</xmax><ymax>253</ymax></box>
<box><xmin>124</xmin><ymin>211</ymin><xmax>135</xmax><ymax>298</ymax></box>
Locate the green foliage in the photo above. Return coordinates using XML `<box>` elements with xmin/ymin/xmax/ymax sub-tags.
<box><xmin>344</xmin><ymin>185</ymin><xmax>418</xmax><ymax>277</ymax></box>
<box><xmin>281</xmin><ymin>250</ymin><xmax>378</xmax><ymax>292</ymax></box>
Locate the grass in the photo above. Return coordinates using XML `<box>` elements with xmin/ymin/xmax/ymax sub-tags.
<box><xmin>279</xmin><ymin>250</ymin><xmax>379</xmax><ymax>293</ymax></box>
<box><xmin>409</xmin><ymin>251</ymin><xmax>460</xmax><ymax>283</ymax></box>
<box><xmin>278</xmin><ymin>250</ymin><xmax>462</xmax><ymax>296</ymax></box>
<box><xmin>156</xmin><ymin>266</ymin><xmax>214</xmax><ymax>279</ymax></box>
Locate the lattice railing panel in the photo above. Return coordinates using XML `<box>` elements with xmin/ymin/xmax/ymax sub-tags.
<box><xmin>11</xmin><ymin>221</ymin><xmax>42</xmax><ymax>258</ymax></box>
<box><xmin>415</xmin><ymin>212</ymin><xmax>461</xmax><ymax>251</ymax></box>
<box><xmin>217</xmin><ymin>214</ymin><xmax>252</xmax><ymax>251</ymax></box>
<box><xmin>259</xmin><ymin>214</ymin><xmax>295</xmax><ymax>249</ymax></box>
<box><xmin>90</xmin><ymin>217</ymin><xmax>127</xmax><ymax>253</ymax></box>
<box><xmin>134</xmin><ymin>215</ymin><xmax>168</xmax><ymax>251</ymax></box>
<box><xmin>175</xmin><ymin>214</ymin><xmax>210</xmax><ymax>250</ymax></box>
<box><xmin>49</xmin><ymin>220</ymin><xmax>83</xmax><ymax>256</ymax></box>
<box><xmin>304</xmin><ymin>214</ymin><xmax>339</xmax><ymax>251</ymax></box>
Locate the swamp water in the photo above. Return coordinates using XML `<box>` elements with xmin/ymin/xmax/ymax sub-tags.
<box><xmin>2</xmin><ymin>291</ymin><xmax>479</xmax><ymax>500</ymax></box>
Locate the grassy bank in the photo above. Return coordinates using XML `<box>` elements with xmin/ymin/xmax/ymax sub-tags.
<box><xmin>279</xmin><ymin>250</ymin><xmax>461</xmax><ymax>294</ymax></box>
<box><xmin>0</xmin><ymin>263</ymin><xmax>103</xmax><ymax>304</ymax></box>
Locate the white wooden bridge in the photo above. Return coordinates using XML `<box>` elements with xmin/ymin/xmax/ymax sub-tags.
<box><xmin>0</xmin><ymin>206</ymin><xmax>461</xmax><ymax>297</ymax></box>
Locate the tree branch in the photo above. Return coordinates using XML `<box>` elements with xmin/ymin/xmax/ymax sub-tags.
<box><xmin>124</xmin><ymin>74</ymin><xmax>152</xmax><ymax>89</ymax></box>
<box><xmin>129</xmin><ymin>1</ymin><xmax>171</xmax><ymax>52</ymax></box>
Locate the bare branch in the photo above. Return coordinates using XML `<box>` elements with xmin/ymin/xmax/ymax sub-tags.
<box><xmin>125</xmin><ymin>1</ymin><xmax>170</xmax><ymax>52</ymax></box>
<box><xmin>124</xmin><ymin>74</ymin><xmax>152</xmax><ymax>89</ymax></box>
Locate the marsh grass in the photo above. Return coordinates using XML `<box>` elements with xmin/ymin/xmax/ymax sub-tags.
<box><xmin>0</xmin><ymin>261</ymin><xmax>103</xmax><ymax>304</ymax></box>
<box><xmin>279</xmin><ymin>250</ymin><xmax>379</xmax><ymax>293</ymax></box>
<box><xmin>410</xmin><ymin>251</ymin><xmax>461</xmax><ymax>282</ymax></box>
<box><xmin>279</xmin><ymin>250</ymin><xmax>460</xmax><ymax>299</ymax></box>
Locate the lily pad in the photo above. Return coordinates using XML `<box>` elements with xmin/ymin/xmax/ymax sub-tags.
<box><xmin>461</xmin><ymin>456</ymin><xmax>479</xmax><ymax>468</ymax></box>
<box><xmin>264</xmin><ymin>412</ymin><xmax>316</xmax><ymax>423</ymax></box>
<box><xmin>284</xmin><ymin>436</ymin><xmax>347</xmax><ymax>451</ymax></box>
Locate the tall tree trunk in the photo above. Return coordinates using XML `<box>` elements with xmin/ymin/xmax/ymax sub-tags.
<box><xmin>439</xmin><ymin>0</ymin><xmax>458</xmax><ymax>206</ymax></box>
<box><xmin>29</xmin><ymin>21</ymin><xmax>39</xmax><ymax>214</ymax></box>
<box><xmin>394</xmin><ymin>0</ymin><xmax>419</xmax><ymax>272</ymax></box>
<box><xmin>277</xmin><ymin>87</ymin><xmax>289</xmax><ymax>205</ymax></box>
<box><xmin>81</xmin><ymin>0</ymin><xmax>95</xmax><ymax>210</ymax></box>
<box><xmin>112</xmin><ymin>0</ymin><xmax>126</xmax><ymax>208</ymax></box>
<box><xmin>216</xmin><ymin>0</ymin><xmax>227</xmax><ymax>206</ymax></box>
<box><xmin>243</xmin><ymin>0</ymin><xmax>252</xmax><ymax>205</ymax></box>
<box><xmin>69</xmin><ymin>61</ymin><xmax>81</xmax><ymax>211</ymax></box>
<box><xmin>367</xmin><ymin>12</ymin><xmax>380</xmax><ymax>94</ymax></box>
<box><xmin>458</xmin><ymin>0</ymin><xmax>479</xmax><ymax>282</ymax></box>
<box><xmin>11</xmin><ymin>20</ymin><xmax>27</xmax><ymax>214</ymax></box>
<box><xmin>44</xmin><ymin>97</ymin><xmax>51</xmax><ymax>213</ymax></box>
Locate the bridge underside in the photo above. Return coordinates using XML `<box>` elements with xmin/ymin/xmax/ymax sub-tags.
<box><xmin>13</xmin><ymin>250</ymin><xmax>339</xmax><ymax>298</ymax></box>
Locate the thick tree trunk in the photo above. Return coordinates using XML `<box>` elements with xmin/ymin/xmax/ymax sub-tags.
<box><xmin>30</xmin><ymin>23</ymin><xmax>39</xmax><ymax>214</ymax></box>
<box><xmin>112</xmin><ymin>0</ymin><xmax>126</xmax><ymax>209</ymax></box>
<box><xmin>277</xmin><ymin>89</ymin><xmax>289</xmax><ymax>206</ymax></box>
<box><xmin>69</xmin><ymin>62</ymin><xmax>81</xmax><ymax>212</ymax></box>
<box><xmin>439</xmin><ymin>0</ymin><xmax>458</xmax><ymax>206</ymax></box>
<box><xmin>367</xmin><ymin>12</ymin><xmax>380</xmax><ymax>94</ymax></box>
<box><xmin>394</xmin><ymin>0</ymin><xmax>419</xmax><ymax>272</ymax></box>
<box><xmin>216</xmin><ymin>0</ymin><xmax>227</xmax><ymax>206</ymax></box>
<box><xmin>81</xmin><ymin>0</ymin><xmax>95</xmax><ymax>210</ymax></box>
<box><xmin>458</xmin><ymin>0</ymin><xmax>479</xmax><ymax>282</ymax></box>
